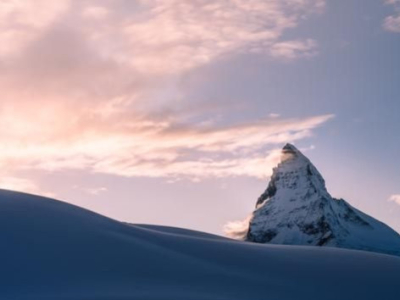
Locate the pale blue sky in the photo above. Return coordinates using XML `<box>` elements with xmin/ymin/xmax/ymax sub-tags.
<box><xmin>0</xmin><ymin>0</ymin><xmax>399</xmax><ymax>234</ymax></box>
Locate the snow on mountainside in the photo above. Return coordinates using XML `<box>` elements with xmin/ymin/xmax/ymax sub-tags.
<box><xmin>247</xmin><ymin>143</ymin><xmax>400</xmax><ymax>256</ymax></box>
<box><xmin>1</xmin><ymin>189</ymin><xmax>400</xmax><ymax>299</ymax></box>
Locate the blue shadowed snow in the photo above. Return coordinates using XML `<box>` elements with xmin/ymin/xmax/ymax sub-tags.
<box><xmin>0</xmin><ymin>189</ymin><xmax>399</xmax><ymax>300</ymax></box>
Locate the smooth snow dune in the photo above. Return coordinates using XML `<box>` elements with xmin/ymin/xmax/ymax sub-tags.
<box><xmin>1</xmin><ymin>189</ymin><xmax>399</xmax><ymax>300</ymax></box>
<box><xmin>132</xmin><ymin>224</ymin><xmax>229</xmax><ymax>241</ymax></box>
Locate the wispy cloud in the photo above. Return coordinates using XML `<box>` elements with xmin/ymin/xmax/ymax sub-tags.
<box><xmin>389</xmin><ymin>195</ymin><xmax>400</xmax><ymax>205</ymax></box>
<box><xmin>383</xmin><ymin>0</ymin><xmax>400</xmax><ymax>32</ymax></box>
<box><xmin>0</xmin><ymin>0</ymin><xmax>328</xmax><ymax>194</ymax></box>
<box><xmin>118</xmin><ymin>0</ymin><xmax>325</xmax><ymax>73</ymax></box>
<box><xmin>0</xmin><ymin>175</ymin><xmax>55</xmax><ymax>198</ymax></box>
<box><xmin>384</xmin><ymin>0</ymin><xmax>400</xmax><ymax>5</ymax></box>
<box><xmin>224</xmin><ymin>214</ymin><xmax>253</xmax><ymax>240</ymax></box>
<box><xmin>0</xmin><ymin>176</ymin><xmax>39</xmax><ymax>193</ymax></box>
<box><xmin>0</xmin><ymin>0</ymin><xmax>325</xmax><ymax>74</ymax></box>
<box><xmin>383</xmin><ymin>15</ymin><xmax>400</xmax><ymax>32</ymax></box>
<box><xmin>73</xmin><ymin>185</ymin><xmax>109</xmax><ymax>196</ymax></box>
<box><xmin>0</xmin><ymin>111</ymin><xmax>334</xmax><ymax>180</ymax></box>
<box><xmin>269</xmin><ymin>39</ymin><xmax>318</xmax><ymax>61</ymax></box>
<box><xmin>0</xmin><ymin>0</ymin><xmax>69</xmax><ymax>56</ymax></box>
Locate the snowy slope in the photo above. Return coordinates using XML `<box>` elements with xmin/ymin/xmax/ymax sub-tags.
<box><xmin>1</xmin><ymin>189</ymin><xmax>400</xmax><ymax>300</ymax></box>
<box><xmin>247</xmin><ymin>144</ymin><xmax>400</xmax><ymax>256</ymax></box>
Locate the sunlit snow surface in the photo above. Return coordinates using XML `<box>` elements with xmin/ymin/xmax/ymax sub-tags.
<box><xmin>1</xmin><ymin>189</ymin><xmax>399</xmax><ymax>300</ymax></box>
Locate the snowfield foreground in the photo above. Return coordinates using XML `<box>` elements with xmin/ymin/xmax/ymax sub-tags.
<box><xmin>1</xmin><ymin>189</ymin><xmax>399</xmax><ymax>300</ymax></box>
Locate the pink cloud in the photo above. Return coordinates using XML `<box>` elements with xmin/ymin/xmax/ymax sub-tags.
<box><xmin>118</xmin><ymin>0</ymin><xmax>324</xmax><ymax>74</ymax></box>
<box><xmin>384</xmin><ymin>14</ymin><xmax>400</xmax><ymax>32</ymax></box>
<box><xmin>0</xmin><ymin>107</ymin><xmax>333</xmax><ymax>181</ymax></box>
<box><xmin>269</xmin><ymin>39</ymin><xmax>318</xmax><ymax>61</ymax></box>
<box><xmin>0</xmin><ymin>0</ymin><xmax>69</xmax><ymax>56</ymax></box>
<box><xmin>389</xmin><ymin>195</ymin><xmax>400</xmax><ymax>205</ymax></box>
<box><xmin>0</xmin><ymin>0</ymin><xmax>329</xmax><ymax>194</ymax></box>
<box><xmin>383</xmin><ymin>0</ymin><xmax>400</xmax><ymax>32</ymax></box>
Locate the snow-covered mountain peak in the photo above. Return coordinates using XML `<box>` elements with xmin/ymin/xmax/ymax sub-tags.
<box><xmin>256</xmin><ymin>144</ymin><xmax>327</xmax><ymax>207</ymax></box>
<box><xmin>279</xmin><ymin>143</ymin><xmax>310</xmax><ymax>169</ymax></box>
<box><xmin>282</xmin><ymin>142</ymin><xmax>303</xmax><ymax>156</ymax></box>
<box><xmin>247</xmin><ymin>144</ymin><xmax>400</xmax><ymax>257</ymax></box>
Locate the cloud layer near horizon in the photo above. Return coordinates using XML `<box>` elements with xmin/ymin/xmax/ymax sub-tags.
<box><xmin>0</xmin><ymin>0</ymin><xmax>330</xmax><ymax>193</ymax></box>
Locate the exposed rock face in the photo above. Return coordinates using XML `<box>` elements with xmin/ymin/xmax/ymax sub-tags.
<box><xmin>246</xmin><ymin>144</ymin><xmax>400</xmax><ymax>256</ymax></box>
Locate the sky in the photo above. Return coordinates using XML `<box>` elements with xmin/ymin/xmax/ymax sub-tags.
<box><xmin>0</xmin><ymin>0</ymin><xmax>400</xmax><ymax>235</ymax></box>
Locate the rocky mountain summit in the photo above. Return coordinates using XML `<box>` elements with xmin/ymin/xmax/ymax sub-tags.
<box><xmin>246</xmin><ymin>144</ymin><xmax>400</xmax><ymax>256</ymax></box>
